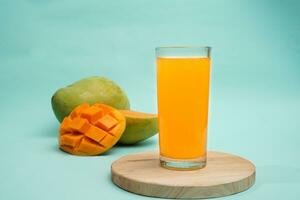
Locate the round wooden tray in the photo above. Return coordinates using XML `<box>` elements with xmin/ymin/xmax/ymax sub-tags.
<box><xmin>111</xmin><ymin>151</ymin><xmax>255</xmax><ymax>199</ymax></box>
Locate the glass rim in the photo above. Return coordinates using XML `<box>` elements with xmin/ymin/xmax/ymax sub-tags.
<box><xmin>155</xmin><ymin>45</ymin><xmax>211</xmax><ymax>51</ymax></box>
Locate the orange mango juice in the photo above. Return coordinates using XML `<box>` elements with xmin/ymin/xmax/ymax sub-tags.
<box><xmin>157</xmin><ymin>57</ymin><xmax>210</xmax><ymax>159</ymax></box>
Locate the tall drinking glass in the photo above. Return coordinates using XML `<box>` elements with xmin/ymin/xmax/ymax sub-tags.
<box><xmin>156</xmin><ymin>46</ymin><xmax>211</xmax><ymax>170</ymax></box>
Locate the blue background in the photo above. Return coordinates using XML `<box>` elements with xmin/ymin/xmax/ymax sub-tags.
<box><xmin>1</xmin><ymin>0</ymin><xmax>300</xmax><ymax>199</ymax></box>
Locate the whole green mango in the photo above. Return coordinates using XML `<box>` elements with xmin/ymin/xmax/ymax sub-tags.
<box><xmin>51</xmin><ymin>76</ymin><xmax>130</xmax><ymax>122</ymax></box>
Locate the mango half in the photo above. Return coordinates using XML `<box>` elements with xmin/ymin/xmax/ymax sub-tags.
<box><xmin>52</xmin><ymin>76</ymin><xmax>130</xmax><ymax>122</ymax></box>
<box><xmin>118</xmin><ymin>110</ymin><xmax>158</xmax><ymax>144</ymax></box>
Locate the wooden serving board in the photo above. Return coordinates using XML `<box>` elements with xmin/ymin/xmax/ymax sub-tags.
<box><xmin>111</xmin><ymin>151</ymin><xmax>255</xmax><ymax>199</ymax></box>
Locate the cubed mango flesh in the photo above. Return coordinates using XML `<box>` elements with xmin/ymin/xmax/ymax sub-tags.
<box><xmin>59</xmin><ymin>103</ymin><xmax>126</xmax><ymax>156</ymax></box>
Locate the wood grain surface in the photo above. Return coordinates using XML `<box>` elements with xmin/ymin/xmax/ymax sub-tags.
<box><xmin>111</xmin><ymin>151</ymin><xmax>255</xmax><ymax>199</ymax></box>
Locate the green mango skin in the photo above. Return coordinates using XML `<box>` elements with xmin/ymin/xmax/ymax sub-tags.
<box><xmin>118</xmin><ymin>114</ymin><xmax>158</xmax><ymax>145</ymax></box>
<box><xmin>51</xmin><ymin>76</ymin><xmax>130</xmax><ymax>122</ymax></box>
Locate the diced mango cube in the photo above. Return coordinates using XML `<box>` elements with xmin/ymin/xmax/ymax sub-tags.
<box><xmin>60</xmin><ymin>117</ymin><xmax>73</xmax><ymax>134</ymax></box>
<box><xmin>70</xmin><ymin>103</ymin><xmax>89</xmax><ymax>119</ymax></box>
<box><xmin>69</xmin><ymin>118</ymin><xmax>90</xmax><ymax>133</ymax></box>
<box><xmin>85</xmin><ymin>125</ymin><xmax>107</xmax><ymax>142</ymax></box>
<box><xmin>60</xmin><ymin>134</ymin><xmax>83</xmax><ymax>147</ymax></box>
<box><xmin>108</xmin><ymin>124</ymin><xmax>125</xmax><ymax>136</ymax></box>
<box><xmin>81</xmin><ymin>106</ymin><xmax>103</xmax><ymax>123</ymax></box>
<box><xmin>95</xmin><ymin>114</ymin><xmax>118</xmax><ymax>131</ymax></box>
<box><xmin>76</xmin><ymin>138</ymin><xmax>104</xmax><ymax>154</ymax></box>
<box><xmin>100</xmin><ymin>134</ymin><xmax>115</xmax><ymax>147</ymax></box>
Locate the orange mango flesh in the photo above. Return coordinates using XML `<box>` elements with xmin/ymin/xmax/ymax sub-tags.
<box><xmin>59</xmin><ymin>103</ymin><xmax>126</xmax><ymax>156</ymax></box>
<box><xmin>120</xmin><ymin>110</ymin><xmax>157</xmax><ymax>118</ymax></box>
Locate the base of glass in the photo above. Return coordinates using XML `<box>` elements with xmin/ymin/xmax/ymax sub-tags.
<box><xmin>160</xmin><ymin>155</ymin><xmax>206</xmax><ymax>170</ymax></box>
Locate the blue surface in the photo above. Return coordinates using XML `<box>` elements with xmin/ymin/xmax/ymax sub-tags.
<box><xmin>1</xmin><ymin>0</ymin><xmax>300</xmax><ymax>199</ymax></box>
